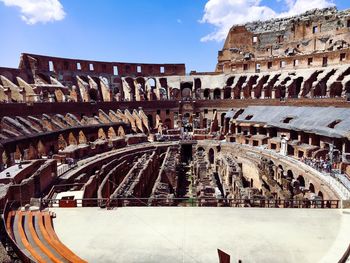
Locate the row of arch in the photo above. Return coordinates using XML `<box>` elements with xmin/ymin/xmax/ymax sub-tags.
<box><xmin>203</xmin><ymin>146</ymin><xmax>326</xmax><ymax>199</ymax></box>
<box><xmin>1</xmin><ymin>126</ymin><xmax>126</xmax><ymax>167</ymax></box>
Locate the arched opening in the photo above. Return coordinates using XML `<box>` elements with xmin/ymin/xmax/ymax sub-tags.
<box><xmin>136</xmin><ymin>77</ymin><xmax>147</xmax><ymax>100</ymax></box>
<box><xmin>180</xmin><ymin>82</ymin><xmax>193</xmax><ymax>99</ymax></box>
<box><xmin>194</xmin><ymin>78</ymin><xmax>201</xmax><ymax>99</ymax></box>
<box><xmin>318</xmin><ymin>191</ymin><xmax>323</xmax><ymax>199</ymax></box>
<box><xmin>213</xmin><ymin>88</ymin><xmax>221</xmax><ymax>99</ymax></box>
<box><xmin>78</xmin><ymin>131</ymin><xmax>87</xmax><ymax>144</ymax></box>
<box><xmin>296</xmin><ymin>175</ymin><xmax>305</xmax><ymax>187</ymax></box>
<box><xmin>14</xmin><ymin>145</ymin><xmax>22</xmax><ymax>162</ymax></box>
<box><xmin>117</xmin><ymin>126</ymin><xmax>125</xmax><ymax>137</ymax></box>
<box><xmin>197</xmin><ymin>146</ymin><xmax>205</xmax><ymax>153</ymax></box>
<box><xmin>98</xmin><ymin>128</ymin><xmax>107</xmax><ymax>139</ymax></box>
<box><xmin>250</xmin><ymin>178</ymin><xmax>254</xmax><ymax>187</ymax></box>
<box><xmin>2</xmin><ymin>151</ymin><xmax>9</xmax><ymax>168</ymax></box>
<box><xmin>88</xmin><ymin>88</ymin><xmax>98</xmax><ymax>101</ymax></box>
<box><xmin>124</xmin><ymin>77</ymin><xmax>136</xmax><ymax>101</ymax></box>
<box><xmin>58</xmin><ymin>134</ymin><xmax>67</xmax><ymax>150</ymax></box>
<box><xmin>159</xmin><ymin>87</ymin><xmax>167</xmax><ymax>100</ymax></box>
<box><xmin>170</xmin><ymin>88</ymin><xmax>180</xmax><ymax>100</ymax></box>
<box><xmin>194</xmin><ymin>78</ymin><xmax>201</xmax><ymax>90</ymax></box>
<box><xmin>309</xmin><ymin>183</ymin><xmax>315</xmax><ymax>193</ymax></box>
<box><xmin>286</xmin><ymin>169</ymin><xmax>294</xmax><ymax>179</ymax></box>
<box><xmin>289</xmin><ymin>77</ymin><xmax>303</xmax><ymax>98</ymax></box>
<box><xmin>221</xmin><ymin>113</ymin><xmax>226</xmax><ymax>127</ymax></box>
<box><xmin>28</xmin><ymin>144</ymin><xmax>38</xmax><ymax>159</ymax></box>
<box><xmin>224</xmin><ymin>87</ymin><xmax>231</xmax><ymax>99</ymax></box>
<box><xmin>108</xmin><ymin>127</ymin><xmax>117</xmax><ymax>139</ymax></box>
<box><xmin>204</xmin><ymin>89</ymin><xmax>210</xmax><ymax>99</ymax></box>
<box><xmin>208</xmin><ymin>148</ymin><xmax>214</xmax><ymax>164</ymax></box>
<box><xmin>329</xmin><ymin>83</ymin><xmax>343</xmax><ymax>97</ymax></box>
<box><xmin>37</xmin><ymin>140</ymin><xmax>46</xmax><ymax>157</ymax></box>
<box><xmin>68</xmin><ymin>132</ymin><xmax>78</xmax><ymax>145</ymax></box>
<box><xmin>147</xmin><ymin>114</ymin><xmax>154</xmax><ymax>128</ymax></box>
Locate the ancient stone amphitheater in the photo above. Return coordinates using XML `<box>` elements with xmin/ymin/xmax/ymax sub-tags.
<box><xmin>1</xmin><ymin>6</ymin><xmax>350</xmax><ymax>263</ymax></box>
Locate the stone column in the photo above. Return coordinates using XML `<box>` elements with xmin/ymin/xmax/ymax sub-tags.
<box><xmin>240</xmin><ymin>91</ymin><xmax>244</xmax><ymax>99</ymax></box>
<box><xmin>271</xmin><ymin>89</ymin><xmax>276</xmax><ymax>99</ymax></box>
<box><xmin>251</xmin><ymin>90</ymin><xmax>255</xmax><ymax>99</ymax></box>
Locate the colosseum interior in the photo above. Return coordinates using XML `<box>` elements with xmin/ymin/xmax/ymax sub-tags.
<box><xmin>0</xmin><ymin>6</ymin><xmax>350</xmax><ymax>263</ymax></box>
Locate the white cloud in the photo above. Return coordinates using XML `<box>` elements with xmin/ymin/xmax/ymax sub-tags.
<box><xmin>200</xmin><ymin>0</ymin><xmax>335</xmax><ymax>42</ymax></box>
<box><xmin>0</xmin><ymin>0</ymin><xmax>66</xmax><ymax>25</ymax></box>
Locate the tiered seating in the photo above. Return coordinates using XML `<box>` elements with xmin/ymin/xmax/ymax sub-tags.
<box><xmin>5</xmin><ymin>209</ymin><xmax>87</xmax><ymax>263</ymax></box>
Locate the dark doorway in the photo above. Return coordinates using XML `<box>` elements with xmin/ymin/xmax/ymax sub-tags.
<box><xmin>181</xmin><ymin>143</ymin><xmax>193</xmax><ymax>163</ymax></box>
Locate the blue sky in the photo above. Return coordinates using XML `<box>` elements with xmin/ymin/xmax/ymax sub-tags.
<box><xmin>0</xmin><ymin>0</ymin><xmax>349</xmax><ymax>72</ymax></box>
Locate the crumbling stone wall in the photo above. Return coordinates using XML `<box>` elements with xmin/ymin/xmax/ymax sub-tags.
<box><xmin>217</xmin><ymin>7</ymin><xmax>350</xmax><ymax>73</ymax></box>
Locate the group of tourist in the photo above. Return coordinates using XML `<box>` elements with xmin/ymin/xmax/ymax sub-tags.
<box><xmin>301</xmin><ymin>156</ymin><xmax>335</xmax><ymax>174</ymax></box>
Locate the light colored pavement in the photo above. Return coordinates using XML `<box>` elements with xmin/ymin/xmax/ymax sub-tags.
<box><xmin>51</xmin><ymin>207</ymin><xmax>350</xmax><ymax>263</ymax></box>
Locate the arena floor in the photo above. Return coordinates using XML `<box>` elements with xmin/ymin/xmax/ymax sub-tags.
<box><xmin>51</xmin><ymin>207</ymin><xmax>350</xmax><ymax>263</ymax></box>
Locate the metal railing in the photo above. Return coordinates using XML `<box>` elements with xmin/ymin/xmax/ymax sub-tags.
<box><xmin>232</xmin><ymin>143</ymin><xmax>350</xmax><ymax>200</ymax></box>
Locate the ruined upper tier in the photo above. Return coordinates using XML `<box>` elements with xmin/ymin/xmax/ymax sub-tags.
<box><xmin>217</xmin><ymin>7</ymin><xmax>350</xmax><ymax>73</ymax></box>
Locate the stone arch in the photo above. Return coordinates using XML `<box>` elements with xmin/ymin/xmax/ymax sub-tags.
<box><xmin>277</xmin><ymin>164</ymin><xmax>284</xmax><ymax>179</ymax></box>
<box><xmin>313</xmin><ymin>83</ymin><xmax>327</xmax><ymax>98</ymax></box>
<box><xmin>318</xmin><ymin>191</ymin><xmax>323</xmax><ymax>199</ymax></box>
<box><xmin>194</xmin><ymin>78</ymin><xmax>201</xmax><ymax>90</ymax></box>
<box><xmin>180</xmin><ymin>82</ymin><xmax>193</xmax><ymax>98</ymax></box>
<box><xmin>28</xmin><ymin>144</ymin><xmax>38</xmax><ymax>159</ymax></box>
<box><xmin>197</xmin><ymin>146</ymin><xmax>205</xmax><ymax>152</ymax></box>
<box><xmin>117</xmin><ymin>126</ymin><xmax>125</xmax><ymax>137</ymax></box>
<box><xmin>125</xmin><ymin>77</ymin><xmax>136</xmax><ymax>101</ymax></box>
<box><xmin>68</xmin><ymin>132</ymin><xmax>78</xmax><ymax>145</ymax></box>
<box><xmin>2</xmin><ymin>151</ymin><xmax>9</xmax><ymax>167</ymax></box>
<box><xmin>329</xmin><ymin>83</ymin><xmax>343</xmax><ymax>97</ymax></box>
<box><xmin>309</xmin><ymin>183</ymin><xmax>315</xmax><ymax>193</ymax></box>
<box><xmin>170</xmin><ymin>88</ymin><xmax>180</xmax><ymax>100</ymax></box>
<box><xmin>135</xmin><ymin>77</ymin><xmax>147</xmax><ymax>100</ymax></box>
<box><xmin>147</xmin><ymin>78</ymin><xmax>156</xmax><ymax>87</ymax></box>
<box><xmin>296</xmin><ymin>175</ymin><xmax>305</xmax><ymax>187</ymax></box>
<box><xmin>147</xmin><ymin>114</ymin><xmax>154</xmax><ymax>128</ymax></box>
<box><xmin>108</xmin><ymin>127</ymin><xmax>117</xmax><ymax>139</ymax></box>
<box><xmin>88</xmin><ymin>88</ymin><xmax>98</xmax><ymax>101</ymax></box>
<box><xmin>98</xmin><ymin>128</ymin><xmax>107</xmax><ymax>139</ymax></box>
<box><xmin>37</xmin><ymin>140</ymin><xmax>46</xmax><ymax>157</ymax></box>
<box><xmin>204</xmin><ymin>88</ymin><xmax>210</xmax><ymax>99</ymax></box>
<box><xmin>286</xmin><ymin>169</ymin><xmax>294</xmax><ymax>179</ymax></box>
<box><xmin>224</xmin><ymin>87</ymin><xmax>231</xmax><ymax>99</ymax></box>
<box><xmin>221</xmin><ymin>113</ymin><xmax>226</xmax><ymax>127</ymax></box>
<box><xmin>14</xmin><ymin>145</ymin><xmax>22</xmax><ymax>161</ymax></box>
<box><xmin>289</xmin><ymin>77</ymin><xmax>303</xmax><ymax>98</ymax></box>
<box><xmin>208</xmin><ymin>148</ymin><xmax>215</xmax><ymax>164</ymax></box>
<box><xmin>78</xmin><ymin>130</ymin><xmax>87</xmax><ymax>144</ymax></box>
<box><xmin>213</xmin><ymin>88</ymin><xmax>221</xmax><ymax>99</ymax></box>
<box><xmin>58</xmin><ymin>134</ymin><xmax>67</xmax><ymax>150</ymax></box>
<box><xmin>146</xmin><ymin>78</ymin><xmax>158</xmax><ymax>100</ymax></box>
